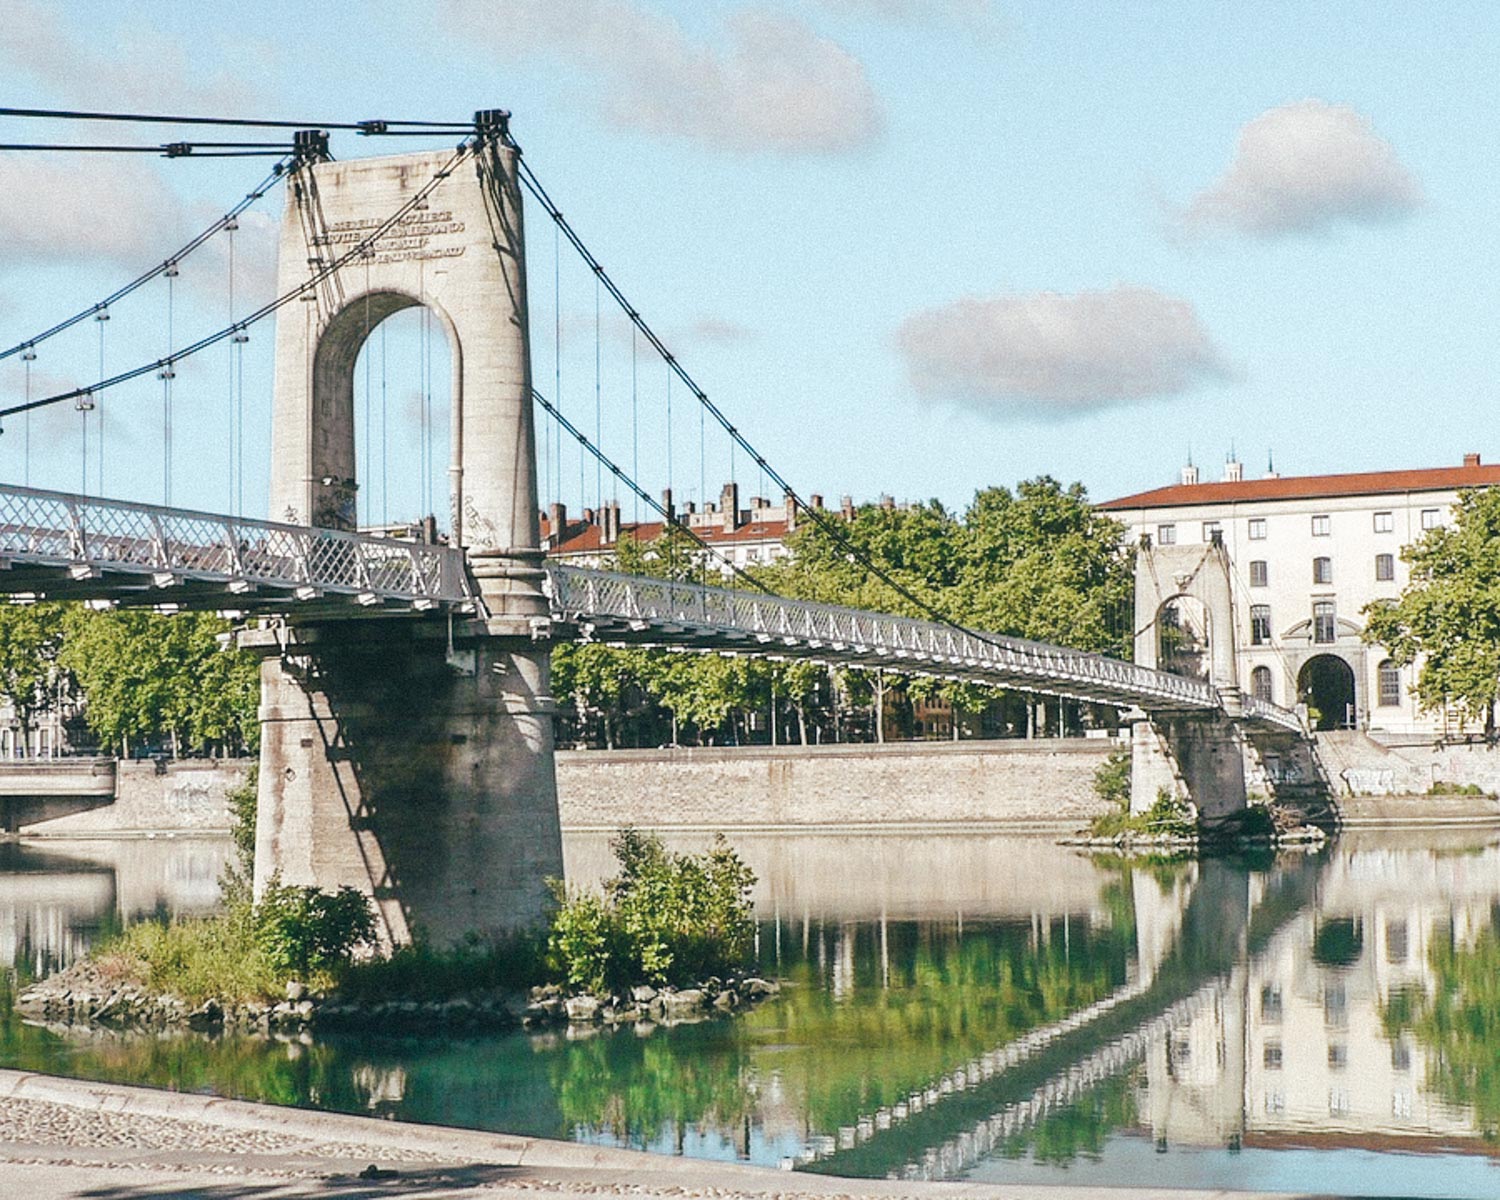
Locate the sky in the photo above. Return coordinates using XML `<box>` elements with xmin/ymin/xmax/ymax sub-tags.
<box><xmin>0</xmin><ymin>0</ymin><xmax>1497</xmax><ymax>526</ymax></box>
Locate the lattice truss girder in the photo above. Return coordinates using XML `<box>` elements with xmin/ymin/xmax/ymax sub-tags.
<box><xmin>547</xmin><ymin>565</ymin><xmax>1303</xmax><ymax>729</ymax></box>
<box><xmin>0</xmin><ymin>485</ymin><xmax>468</xmax><ymax>611</ymax></box>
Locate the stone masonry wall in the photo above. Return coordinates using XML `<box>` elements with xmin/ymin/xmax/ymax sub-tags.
<box><xmin>555</xmin><ymin>740</ymin><xmax>1120</xmax><ymax>830</ymax></box>
<box><xmin>20</xmin><ymin>760</ymin><xmax>251</xmax><ymax>836</ymax></box>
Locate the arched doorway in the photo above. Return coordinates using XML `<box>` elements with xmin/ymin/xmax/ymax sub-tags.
<box><xmin>1298</xmin><ymin>655</ymin><xmax>1355</xmax><ymax>731</ymax></box>
<box><xmin>1157</xmin><ymin>596</ymin><xmax>1211</xmax><ymax>680</ymax></box>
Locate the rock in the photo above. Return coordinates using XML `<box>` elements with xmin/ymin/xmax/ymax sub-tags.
<box><xmin>660</xmin><ymin>988</ymin><xmax>704</xmax><ymax>1016</ymax></box>
<box><xmin>713</xmin><ymin>989</ymin><xmax>736</xmax><ymax>1012</ymax></box>
<box><xmin>740</xmin><ymin>977</ymin><xmax>779</xmax><ymax>999</ymax></box>
<box><xmin>286</xmin><ymin>981</ymin><xmax>306</xmax><ymax>1001</ymax></box>
<box><xmin>631</xmin><ymin>984</ymin><xmax>657</xmax><ymax>1004</ymax></box>
<box><xmin>564</xmin><ymin>994</ymin><xmax>601</xmax><ymax>1023</ymax></box>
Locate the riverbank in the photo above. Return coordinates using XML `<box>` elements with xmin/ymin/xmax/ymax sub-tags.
<box><xmin>0</xmin><ymin>1068</ymin><xmax>1327</xmax><ymax>1199</ymax></box>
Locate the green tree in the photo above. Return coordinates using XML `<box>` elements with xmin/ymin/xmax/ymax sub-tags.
<box><xmin>1363</xmin><ymin>487</ymin><xmax>1500</xmax><ymax>731</ymax></box>
<box><xmin>956</xmin><ymin>478</ymin><xmax>1135</xmax><ymax>656</ymax></box>
<box><xmin>58</xmin><ymin>609</ymin><xmax>259</xmax><ymax>756</ymax></box>
<box><xmin>0</xmin><ymin>602</ymin><xmax>66</xmax><ymax>747</ymax></box>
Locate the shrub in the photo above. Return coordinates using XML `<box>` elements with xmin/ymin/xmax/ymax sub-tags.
<box><xmin>254</xmin><ymin>880</ymin><xmax>378</xmax><ymax>981</ymax></box>
<box><xmin>547</xmin><ymin>829</ymin><xmax>756</xmax><ymax>993</ymax></box>
<box><xmin>1092</xmin><ymin>748</ymin><xmax>1131</xmax><ymax>808</ymax></box>
<box><xmin>97</xmin><ymin>880</ymin><xmax>377</xmax><ymax>1003</ymax></box>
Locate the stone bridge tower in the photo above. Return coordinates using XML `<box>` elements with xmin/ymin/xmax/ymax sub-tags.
<box><xmin>251</xmin><ymin>117</ymin><xmax>562</xmax><ymax>946</ymax></box>
<box><xmin>1128</xmin><ymin>536</ymin><xmax>1250</xmax><ymax>824</ymax></box>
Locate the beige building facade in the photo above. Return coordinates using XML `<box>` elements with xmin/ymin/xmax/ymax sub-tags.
<box><xmin>1102</xmin><ymin>454</ymin><xmax>1500</xmax><ymax>739</ymax></box>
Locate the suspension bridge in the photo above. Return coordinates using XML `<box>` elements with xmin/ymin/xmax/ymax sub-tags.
<box><xmin>0</xmin><ymin>106</ymin><xmax>1306</xmax><ymax>944</ymax></box>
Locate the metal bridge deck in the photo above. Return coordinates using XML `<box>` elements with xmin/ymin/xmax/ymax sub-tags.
<box><xmin>0</xmin><ymin>485</ymin><xmax>1303</xmax><ymax>729</ymax></box>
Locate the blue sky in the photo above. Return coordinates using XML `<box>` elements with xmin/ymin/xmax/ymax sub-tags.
<box><xmin>0</xmin><ymin>0</ymin><xmax>1495</xmax><ymax>525</ymax></box>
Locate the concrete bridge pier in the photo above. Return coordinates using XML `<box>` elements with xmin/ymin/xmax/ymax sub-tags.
<box><xmin>249</xmin><ymin>620</ymin><xmax>561</xmax><ymax>947</ymax></box>
<box><xmin>250</xmin><ymin>119</ymin><xmax>563</xmax><ymax>946</ymax></box>
<box><xmin>1128</xmin><ymin>713</ymin><xmax>1250</xmax><ymax>827</ymax></box>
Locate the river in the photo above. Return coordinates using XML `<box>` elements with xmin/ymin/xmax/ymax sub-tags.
<box><xmin>0</xmin><ymin>828</ymin><xmax>1497</xmax><ymax>1198</ymax></box>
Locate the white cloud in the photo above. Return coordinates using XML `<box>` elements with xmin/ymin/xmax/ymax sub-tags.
<box><xmin>0</xmin><ymin>155</ymin><xmax>184</xmax><ymax>272</ymax></box>
<box><xmin>450</xmin><ymin>0</ymin><xmax>882</xmax><ymax>154</ymax></box>
<box><xmin>1183</xmin><ymin>100</ymin><xmax>1422</xmax><ymax>238</ymax></box>
<box><xmin>0</xmin><ymin>0</ymin><xmax>264</xmax><ymax>113</ymax></box>
<box><xmin>897</xmin><ymin>285</ymin><xmax>1229</xmax><ymax>419</ymax></box>
<box><xmin>813</xmin><ymin>0</ymin><xmax>997</xmax><ymax>32</ymax></box>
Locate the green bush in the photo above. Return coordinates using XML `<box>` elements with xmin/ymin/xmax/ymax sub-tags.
<box><xmin>99</xmin><ymin>880</ymin><xmax>377</xmax><ymax>1003</ymax></box>
<box><xmin>1429</xmin><ymin>781</ymin><xmax>1491</xmax><ymax>797</ymax></box>
<box><xmin>254</xmin><ymin>880</ymin><xmax>378</xmax><ymax>980</ymax></box>
<box><xmin>547</xmin><ymin>829</ymin><xmax>756</xmax><ymax>993</ymax></box>
<box><xmin>1092</xmin><ymin>748</ymin><xmax>1131</xmax><ymax>808</ymax></box>
<box><xmin>1088</xmin><ymin>788</ymin><xmax>1196</xmax><ymax>840</ymax></box>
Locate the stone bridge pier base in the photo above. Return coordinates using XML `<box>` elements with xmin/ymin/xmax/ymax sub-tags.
<box><xmin>246</xmin><ymin>620</ymin><xmax>562</xmax><ymax>948</ymax></box>
<box><xmin>1128</xmin><ymin>713</ymin><xmax>1249</xmax><ymax>828</ymax></box>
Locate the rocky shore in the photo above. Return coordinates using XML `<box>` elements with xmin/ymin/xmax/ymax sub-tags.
<box><xmin>16</xmin><ymin>960</ymin><xmax>780</xmax><ymax>1037</ymax></box>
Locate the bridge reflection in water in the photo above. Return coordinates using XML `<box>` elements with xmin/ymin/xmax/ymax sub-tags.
<box><xmin>0</xmin><ymin>830</ymin><xmax>1497</xmax><ymax>1197</ymax></box>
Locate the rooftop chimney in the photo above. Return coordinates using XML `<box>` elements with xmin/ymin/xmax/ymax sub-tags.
<box><xmin>784</xmin><ymin>488</ymin><xmax>798</xmax><ymax>532</ymax></box>
<box><xmin>602</xmin><ymin>501</ymin><xmax>621</xmax><ymax>545</ymax></box>
<box><xmin>720</xmin><ymin>482</ymin><xmax>739</xmax><ymax>532</ymax></box>
<box><xmin>1180</xmin><ymin>464</ymin><xmax>1199</xmax><ymax>486</ymax></box>
<box><xmin>880</xmin><ymin>494</ymin><xmax>895</xmax><ymax>511</ymax></box>
<box><xmin>1464</xmin><ymin>452</ymin><xmax>1481</xmax><ymax>467</ymax></box>
<box><xmin>661</xmin><ymin>488</ymin><xmax>674</xmax><ymax>522</ymax></box>
<box><xmin>810</xmin><ymin>493</ymin><xmax>824</xmax><ymax>509</ymax></box>
<box><xmin>549</xmin><ymin>502</ymin><xmax>567</xmax><ymax>544</ymax></box>
<box><xmin>840</xmin><ymin>495</ymin><xmax>854</xmax><ymax>521</ymax></box>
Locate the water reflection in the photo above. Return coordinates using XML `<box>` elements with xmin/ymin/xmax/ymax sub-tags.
<box><xmin>0</xmin><ymin>829</ymin><xmax>1498</xmax><ymax>1197</ymax></box>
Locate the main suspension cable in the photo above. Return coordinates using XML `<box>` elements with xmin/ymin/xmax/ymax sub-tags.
<box><xmin>0</xmin><ymin>140</ymin><xmax>476</xmax><ymax>423</ymax></box>
<box><xmin>0</xmin><ymin>106</ymin><xmax>472</xmax><ymax>134</ymax></box>
<box><xmin>514</xmin><ymin>154</ymin><xmax>991</xmax><ymax>648</ymax></box>
<box><xmin>531</xmin><ymin>386</ymin><xmax>773</xmax><ymax>596</ymax></box>
<box><xmin>0</xmin><ymin>159</ymin><xmax>291</xmax><ymax>364</ymax></box>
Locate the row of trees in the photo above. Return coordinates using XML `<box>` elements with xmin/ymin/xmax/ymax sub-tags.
<box><xmin>0</xmin><ymin>606</ymin><xmax>259</xmax><ymax>757</ymax></box>
<box><xmin>553</xmin><ymin>477</ymin><xmax>1136</xmax><ymax>749</ymax></box>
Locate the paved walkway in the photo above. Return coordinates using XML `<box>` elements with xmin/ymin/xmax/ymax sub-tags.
<box><xmin>0</xmin><ymin>1069</ymin><xmax>1311</xmax><ymax>1200</ymax></box>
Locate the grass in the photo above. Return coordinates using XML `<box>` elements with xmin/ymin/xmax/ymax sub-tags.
<box><xmin>97</xmin><ymin>909</ymin><xmax>285</xmax><ymax>1006</ymax></box>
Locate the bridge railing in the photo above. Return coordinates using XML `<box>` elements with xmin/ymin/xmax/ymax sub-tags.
<box><xmin>1237</xmin><ymin>691</ymin><xmax>1306</xmax><ymax>734</ymax></box>
<box><xmin>546</xmin><ymin>565</ymin><xmax>1219</xmax><ymax>709</ymax></box>
<box><xmin>0</xmin><ymin>485</ymin><xmax>468</xmax><ymax>605</ymax></box>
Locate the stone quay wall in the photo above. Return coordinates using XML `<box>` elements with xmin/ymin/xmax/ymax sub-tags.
<box><xmin>555</xmin><ymin>739</ymin><xmax>1120</xmax><ymax>831</ymax></box>
<box><xmin>18</xmin><ymin>760</ymin><xmax>249</xmax><ymax>837</ymax></box>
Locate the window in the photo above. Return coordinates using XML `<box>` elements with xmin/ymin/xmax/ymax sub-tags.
<box><xmin>1312</xmin><ymin>514</ymin><xmax>1331</xmax><ymax>536</ymax></box>
<box><xmin>1261</xmin><ymin>985</ymin><xmax>1283</xmax><ymax>1022</ymax></box>
<box><xmin>1202</xmin><ymin>520</ymin><xmax>1222</xmax><ymax>543</ymax></box>
<box><xmin>1263</xmin><ymin>1042</ymin><xmax>1283</xmax><ymax>1070</ymax></box>
<box><xmin>1328</xmin><ymin>1043</ymin><xmax>1348</xmax><ymax>1070</ymax></box>
<box><xmin>1386</xmin><ymin>918</ymin><xmax>1409</xmax><ymax>963</ymax></box>
<box><xmin>1250</xmin><ymin>560</ymin><xmax>1268</xmax><ymax>587</ymax></box>
<box><xmin>1391</xmin><ymin>1040</ymin><xmax>1411</xmax><ymax>1072</ymax></box>
<box><xmin>1421</xmin><ymin>508</ymin><xmax>1441</xmax><ymax>530</ymax></box>
<box><xmin>1374</xmin><ymin>510</ymin><xmax>1394</xmax><ymax>533</ymax></box>
<box><xmin>1375</xmin><ymin>553</ymin><xmax>1395</xmax><ymax>582</ymax></box>
<box><xmin>1250</xmin><ymin>605</ymin><xmax>1272</xmax><ymax>646</ymax></box>
<box><xmin>1248</xmin><ymin>518</ymin><xmax>1267</xmax><ymax>540</ymax></box>
<box><xmin>1252</xmin><ymin>665</ymin><xmax>1274</xmax><ymax>704</ymax></box>
<box><xmin>1378</xmin><ymin>660</ymin><xmax>1401</xmax><ymax>706</ymax></box>
<box><xmin>1313</xmin><ymin>556</ymin><xmax>1333</xmax><ymax>585</ymax></box>
<box><xmin>1157</xmin><ymin>523</ymin><xmax>1176</xmax><ymax>545</ymax></box>
<box><xmin>1314</xmin><ymin>601</ymin><xmax>1336</xmax><ymax>644</ymax></box>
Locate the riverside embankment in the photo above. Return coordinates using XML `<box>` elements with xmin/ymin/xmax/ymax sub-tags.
<box><xmin>9</xmin><ymin>736</ymin><xmax>1500</xmax><ymax>838</ymax></box>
